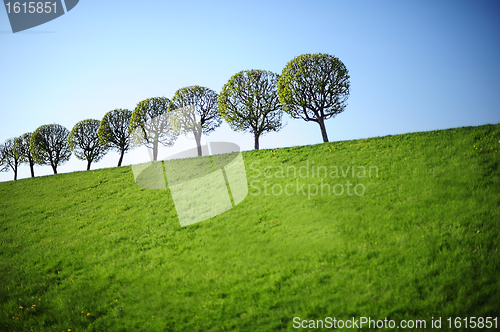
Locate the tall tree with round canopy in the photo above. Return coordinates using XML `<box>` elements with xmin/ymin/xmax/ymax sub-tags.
<box><xmin>278</xmin><ymin>53</ymin><xmax>350</xmax><ymax>143</ymax></box>
<box><xmin>30</xmin><ymin>124</ymin><xmax>72</xmax><ymax>175</ymax></box>
<box><xmin>129</xmin><ymin>97</ymin><xmax>178</xmax><ymax>161</ymax></box>
<box><xmin>171</xmin><ymin>86</ymin><xmax>222</xmax><ymax>156</ymax></box>
<box><xmin>69</xmin><ymin>119</ymin><xmax>109</xmax><ymax>171</ymax></box>
<box><xmin>219</xmin><ymin>69</ymin><xmax>283</xmax><ymax>150</ymax></box>
<box><xmin>98</xmin><ymin>109</ymin><xmax>133</xmax><ymax>167</ymax></box>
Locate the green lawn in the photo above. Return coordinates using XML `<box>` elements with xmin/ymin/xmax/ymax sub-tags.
<box><xmin>1</xmin><ymin>124</ymin><xmax>499</xmax><ymax>331</ymax></box>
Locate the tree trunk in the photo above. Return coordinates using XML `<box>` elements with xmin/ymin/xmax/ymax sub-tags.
<box><xmin>318</xmin><ymin>118</ymin><xmax>329</xmax><ymax>143</ymax></box>
<box><xmin>87</xmin><ymin>160</ymin><xmax>92</xmax><ymax>171</ymax></box>
<box><xmin>153</xmin><ymin>140</ymin><xmax>158</xmax><ymax>161</ymax></box>
<box><xmin>254</xmin><ymin>133</ymin><xmax>260</xmax><ymax>150</ymax></box>
<box><xmin>52</xmin><ymin>164</ymin><xmax>57</xmax><ymax>174</ymax></box>
<box><xmin>195</xmin><ymin>132</ymin><xmax>202</xmax><ymax>156</ymax></box>
<box><xmin>13</xmin><ymin>164</ymin><xmax>17</xmax><ymax>181</ymax></box>
<box><xmin>118</xmin><ymin>149</ymin><xmax>124</xmax><ymax>167</ymax></box>
<box><xmin>29</xmin><ymin>160</ymin><xmax>35</xmax><ymax>178</ymax></box>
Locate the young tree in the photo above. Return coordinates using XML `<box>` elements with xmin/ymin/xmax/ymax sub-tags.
<box><xmin>278</xmin><ymin>53</ymin><xmax>350</xmax><ymax>143</ymax></box>
<box><xmin>0</xmin><ymin>138</ymin><xmax>20</xmax><ymax>180</ymax></box>
<box><xmin>0</xmin><ymin>145</ymin><xmax>5</xmax><ymax>175</ymax></box>
<box><xmin>171</xmin><ymin>86</ymin><xmax>222</xmax><ymax>156</ymax></box>
<box><xmin>69</xmin><ymin>119</ymin><xmax>109</xmax><ymax>171</ymax></box>
<box><xmin>14</xmin><ymin>132</ymin><xmax>36</xmax><ymax>178</ymax></box>
<box><xmin>219</xmin><ymin>69</ymin><xmax>283</xmax><ymax>150</ymax></box>
<box><xmin>0</xmin><ymin>143</ymin><xmax>8</xmax><ymax>176</ymax></box>
<box><xmin>129</xmin><ymin>97</ymin><xmax>178</xmax><ymax>161</ymax></box>
<box><xmin>30</xmin><ymin>124</ymin><xmax>72</xmax><ymax>175</ymax></box>
<box><xmin>98</xmin><ymin>109</ymin><xmax>133</xmax><ymax>167</ymax></box>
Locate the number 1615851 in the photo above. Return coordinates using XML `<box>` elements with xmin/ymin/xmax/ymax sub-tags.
<box><xmin>5</xmin><ymin>2</ymin><xmax>57</xmax><ymax>14</ymax></box>
<box><xmin>448</xmin><ymin>317</ymin><xmax>497</xmax><ymax>329</ymax></box>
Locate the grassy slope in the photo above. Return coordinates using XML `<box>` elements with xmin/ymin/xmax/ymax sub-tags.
<box><xmin>0</xmin><ymin>124</ymin><xmax>499</xmax><ymax>331</ymax></box>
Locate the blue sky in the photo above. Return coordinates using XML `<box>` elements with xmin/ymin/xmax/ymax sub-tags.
<box><xmin>1</xmin><ymin>0</ymin><xmax>499</xmax><ymax>182</ymax></box>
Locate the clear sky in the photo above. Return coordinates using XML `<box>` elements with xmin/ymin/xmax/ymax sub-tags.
<box><xmin>1</xmin><ymin>0</ymin><xmax>499</xmax><ymax>182</ymax></box>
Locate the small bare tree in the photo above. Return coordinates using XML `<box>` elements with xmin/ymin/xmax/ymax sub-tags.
<box><xmin>0</xmin><ymin>138</ymin><xmax>20</xmax><ymax>180</ymax></box>
<box><xmin>69</xmin><ymin>119</ymin><xmax>109</xmax><ymax>171</ymax></box>
<box><xmin>30</xmin><ymin>124</ymin><xmax>72</xmax><ymax>175</ymax></box>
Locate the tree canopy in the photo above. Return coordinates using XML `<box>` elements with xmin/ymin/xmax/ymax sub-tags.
<box><xmin>171</xmin><ymin>86</ymin><xmax>222</xmax><ymax>156</ymax></box>
<box><xmin>219</xmin><ymin>69</ymin><xmax>283</xmax><ymax>150</ymax></box>
<box><xmin>14</xmin><ymin>132</ymin><xmax>35</xmax><ymax>178</ymax></box>
<box><xmin>0</xmin><ymin>138</ymin><xmax>20</xmax><ymax>180</ymax></box>
<box><xmin>278</xmin><ymin>53</ymin><xmax>350</xmax><ymax>142</ymax></box>
<box><xmin>129</xmin><ymin>97</ymin><xmax>179</xmax><ymax>161</ymax></box>
<box><xmin>69</xmin><ymin>119</ymin><xmax>109</xmax><ymax>171</ymax></box>
<box><xmin>30</xmin><ymin>124</ymin><xmax>72</xmax><ymax>174</ymax></box>
<box><xmin>98</xmin><ymin>109</ymin><xmax>133</xmax><ymax>167</ymax></box>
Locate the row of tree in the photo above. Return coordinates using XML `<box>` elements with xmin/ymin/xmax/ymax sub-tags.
<box><xmin>0</xmin><ymin>53</ymin><xmax>350</xmax><ymax>180</ymax></box>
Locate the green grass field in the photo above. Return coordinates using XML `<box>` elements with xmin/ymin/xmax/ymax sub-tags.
<box><xmin>1</xmin><ymin>124</ymin><xmax>499</xmax><ymax>331</ymax></box>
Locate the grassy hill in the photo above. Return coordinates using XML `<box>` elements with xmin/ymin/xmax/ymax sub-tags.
<box><xmin>1</xmin><ymin>124</ymin><xmax>499</xmax><ymax>331</ymax></box>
